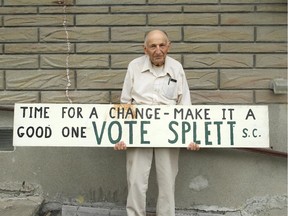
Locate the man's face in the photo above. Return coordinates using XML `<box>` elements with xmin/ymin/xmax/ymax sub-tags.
<box><xmin>144</xmin><ymin>31</ymin><xmax>170</xmax><ymax>67</ymax></box>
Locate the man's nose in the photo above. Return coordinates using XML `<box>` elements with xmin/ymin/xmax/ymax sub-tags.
<box><xmin>155</xmin><ymin>45</ymin><xmax>161</xmax><ymax>53</ymax></box>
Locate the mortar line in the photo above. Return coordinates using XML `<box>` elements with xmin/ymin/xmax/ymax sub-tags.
<box><xmin>62</xmin><ymin>0</ymin><xmax>72</xmax><ymax>104</ymax></box>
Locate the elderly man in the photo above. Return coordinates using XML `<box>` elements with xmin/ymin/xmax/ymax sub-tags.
<box><xmin>115</xmin><ymin>29</ymin><xmax>199</xmax><ymax>216</ymax></box>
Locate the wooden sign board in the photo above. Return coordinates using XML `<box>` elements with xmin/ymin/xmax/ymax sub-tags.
<box><xmin>13</xmin><ymin>103</ymin><xmax>269</xmax><ymax>148</ymax></box>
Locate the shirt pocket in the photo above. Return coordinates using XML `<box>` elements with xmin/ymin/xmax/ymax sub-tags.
<box><xmin>161</xmin><ymin>76</ymin><xmax>178</xmax><ymax>100</ymax></box>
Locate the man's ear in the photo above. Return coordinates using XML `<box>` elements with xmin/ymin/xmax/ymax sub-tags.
<box><xmin>167</xmin><ymin>41</ymin><xmax>171</xmax><ymax>51</ymax></box>
<box><xmin>143</xmin><ymin>45</ymin><xmax>147</xmax><ymax>54</ymax></box>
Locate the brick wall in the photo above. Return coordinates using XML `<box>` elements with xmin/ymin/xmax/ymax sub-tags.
<box><xmin>0</xmin><ymin>0</ymin><xmax>287</xmax><ymax>105</ymax></box>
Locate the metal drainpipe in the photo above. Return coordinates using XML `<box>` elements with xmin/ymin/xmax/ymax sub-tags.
<box><xmin>237</xmin><ymin>148</ymin><xmax>287</xmax><ymax>158</ymax></box>
<box><xmin>0</xmin><ymin>106</ymin><xmax>14</xmax><ymax>111</ymax></box>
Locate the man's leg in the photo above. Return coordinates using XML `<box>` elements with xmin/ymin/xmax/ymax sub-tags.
<box><xmin>154</xmin><ymin>148</ymin><xmax>180</xmax><ymax>216</ymax></box>
<box><xmin>126</xmin><ymin>148</ymin><xmax>153</xmax><ymax>216</ymax></box>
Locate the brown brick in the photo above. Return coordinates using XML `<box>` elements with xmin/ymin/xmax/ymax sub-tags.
<box><xmin>191</xmin><ymin>90</ymin><xmax>254</xmax><ymax>104</ymax></box>
<box><xmin>220</xmin><ymin>69</ymin><xmax>287</xmax><ymax>89</ymax></box>
<box><xmin>111</xmin><ymin>91</ymin><xmax>122</xmax><ymax>104</ymax></box>
<box><xmin>171</xmin><ymin>43</ymin><xmax>218</xmax><ymax>53</ymax></box>
<box><xmin>256</xmin><ymin>4</ymin><xmax>287</xmax><ymax>12</ymax></box>
<box><xmin>0</xmin><ymin>55</ymin><xmax>38</xmax><ymax>69</ymax></box>
<box><xmin>149</xmin><ymin>14</ymin><xmax>218</xmax><ymax>25</ymax></box>
<box><xmin>41</xmin><ymin>91</ymin><xmax>110</xmax><ymax>104</ymax></box>
<box><xmin>4</xmin><ymin>15</ymin><xmax>74</xmax><ymax>26</ymax></box>
<box><xmin>184</xmin><ymin>5</ymin><xmax>254</xmax><ymax>12</ymax></box>
<box><xmin>0</xmin><ymin>71</ymin><xmax>3</xmax><ymax>90</ymax></box>
<box><xmin>221</xmin><ymin>13</ymin><xmax>287</xmax><ymax>25</ymax></box>
<box><xmin>4</xmin><ymin>0</ymin><xmax>73</xmax><ymax>5</ymax></box>
<box><xmin>256</xmin><ymin>54</ymin><xmax>287</xmax><ymax>68</ymax></box>
<box><xmin>6</xmin><ymin>70</ymin><xmax>75</xmax><ymax>90</ymax></box>
<box><xmin>41</xmin><ymin>54</ymin><xmax>109</xmax><ymax>69</ymax></box>
<box><xmin>111</xmin><ymin>27</ymin><xmax>182</xmax><ymax>42</ymax></box>
<box><xmin>184</xmin><ymin>26</ymin><xmax>254</xmax><ymax>42</ymax></box>
<box><xmin>221</xmin><ymin>0</ymin><xmax>286</xmax><ymax>3</ymax></box>
<box><xmin>221</xmin><ymin>43</ymin><xmax>287</xmax><ymax>53</ymax></box>
<box><xmin>77</xmin><ymin>43</ymin><xmax>143</xmax><ymax>54</ymax></box>
<box><xmin>257</xmin><ymin>27</ymin><xmax>287</xmax><ymax>42</ymax></box>
<box><xmin>149</xmin><ymin>0</ymin><xmax>217</xmax><ymax>3</ymax></box>
<box><xmin>111</xmin><ymin>5</ymin><xmax>181</xmax><ymax>13</ymax></box>
<box><xmin>77</xmin><ymin>70</ymin><xmax>125</xmax><ymax>89</ymax></box>
<box><xmin>0</xmin><ymin>7</ymin><xmax>36</xmax><ymax>14</ymax></box>
<box><xmin>40</xmin><ymin>6</ymin><xmax>108</xmax><ymax>14</ymax></box>
<box><xmin>76</xmin><ymin>15</ymin><xmax>146</xmax><ymax>26</ymax></box>
<box><xmin>184</xmin><ymin>54</ymin><xmax>253</xmax><ymax>68</ymax></box>
<box><xmin>75</xmin><ymin>0</ymin><xmax>145</xmax><ymax>4</ymax></box>
<box><xmin>0</xmin><ymin>28</ymin><xmax>37</xmax><ymax>42</ymax></box>
<box><xmin>111</xmin><ymin>54</ymin><xmax>142</xmax><ymax>69</ymax></box>
<box><xmin>0</xmin><ymin>0</ymin><xmax>286</xmax><ymax>107</ymax></box>
<box><xmin>185</xmin><ymin>69</ymin><xmax>218</xmax><ymax>90</ymax></box>
<box><xmin>255</xmin><ymin>90</ymin><xmax>287</xmax><ymax>104</ymax></box>
<box><xmin>0</xmin><ymin>91</ymin><xmax>39</xmax><ymax>104</ymax></box>
<box><xmin>5</xmin><ymin>43</ymin><xmax>74</xmax><ymax>54</ymax></box>
<box><xmin>40</xmin><ymin>27</ymin><xmax>109</xmax><ymax>42</ymax></box>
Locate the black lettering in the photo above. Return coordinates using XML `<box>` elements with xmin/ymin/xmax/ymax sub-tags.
<box><xmin>252</xmin><ymin>129</ymin><xmax>258</xmax><ymax>137</ymax></box>
<box><xmin>20</xmin><ymin>106</ymin><xmax>50</xmax><ymax>118</ymax></box>
<box><xmin>20</xmin><ymin>107</ymin><xmax>28</xmax><ymax>118</ymax></box>
<box><xmin>245</xmin><ymin>109</ymin><xmax>256</xmax><ymax>120</ymax></box>
<box><xmin>17</xmin><ymin>126</ymin><xmax>25</xmax><ymax>137</ymax></box>
<box><xmin>242</xmin><ymin>128</ymin><xmax>248</xmax><ymax>138</ymax></box>
<box><xmin>90</xmin><ymin>107</ymin><xmax>99</xmax><ymax>119</ymax></box>
<box><xmin>195</xmin><ymin>109</ymin><xmax>203</xmax><ymax>120</ymax></box>
<box><xmin>62</xmin><ymin>107</ymin><xmax>83</xmax><ymax>118</ymax></box>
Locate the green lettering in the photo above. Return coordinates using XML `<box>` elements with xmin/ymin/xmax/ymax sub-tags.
<box><xmin>168</xmin><ymin>121</ymin><xmax>178</xmax><ymax>144</ymax></box>
<box><xmin>182</xmin><ymin>121</ymin><xmax>191</xmax><ymax>144</ymax></box>
<box><xmin>214</xmin><ymin>121</ymin><xmax>223</xmax><ymax>145</ymax></box>
<box><xmin>227</xmin><ymin>121</ymin><xmax>236</xmax><ymax>145</ymax></box>
<box><xmin>124</xmin><ymin>121</ymin><xmax>137</xmax><ymax>144</ymax></box>
<box><xmin>193</xmin><ymin>122</ymin><xmax>201</xmax><ymax>144</ymax></box>
<box><xmin>108</xmin><ymin>121</ymin><xmax>122</xmax><ymax>144</ymax></box>
<box><xmin>205</xmin><ymin>122</ymin><xmax>212</xmax><ymax>145</ymax></box>
<box><xmin>91</xmin><ymin>121</ymin><xmax>106</xmax><ymax>145</ymax></box>
<box><xmin>141</xmin><ymin>121</ymin><xmax>150</xmax><ymax>144</ymax></box>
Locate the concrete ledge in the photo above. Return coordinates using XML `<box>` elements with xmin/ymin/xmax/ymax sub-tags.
<box><xmin>61</xmin><ymin>194</ymin><xmax>287</xmax><ymax>216</ymax></box>
<box><xmin>0</xmin><ymin>196</ymin><xmax>43</xmax><ymax>216</ymax></box>
<box><xmin>0</xmin><ymin>182</ymin><xmax>43</xmax><ymax>216</ymax></box>
<box><xmin>62</xmin><ymin>205</ymin><xmax>226</xmax><ymax>216</ymax></box>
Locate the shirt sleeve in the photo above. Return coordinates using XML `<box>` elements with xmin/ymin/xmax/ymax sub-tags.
<box><xmin>177</xmin><ymin>69</ymin><xmax>191</xmax><ymax>105</ymax></box>
<box><xmin>120</xmin><ymin>66</ymin><xmax>133</xmax><ymax>104</ymax></box>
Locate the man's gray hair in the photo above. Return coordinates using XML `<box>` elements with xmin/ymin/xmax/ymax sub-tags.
<box><xmin>144</xmin><ymin>30</ymin><xmax>170</xmax><ymax>46</ymax></box>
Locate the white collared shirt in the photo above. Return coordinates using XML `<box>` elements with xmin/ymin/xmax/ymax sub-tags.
<box><xmin>121</xmin><ymin>55</ymin><xmax>191</xmax><ymax>105</ymax></box>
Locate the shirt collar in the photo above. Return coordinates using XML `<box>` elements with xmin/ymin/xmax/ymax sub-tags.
<box><xmin>141</xmin><ymin>55</ymin><xmax>152</xmax><ymax>73</ymax></box>
<box><xmin>141</xmin><ymin>55</ymin><xmax>169</xmax><ymax>75</ymax></box>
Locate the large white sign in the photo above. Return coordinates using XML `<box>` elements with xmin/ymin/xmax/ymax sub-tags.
<box><xmin>13</xmin><ymin>103</ymin><xmax>269</xmax><ymax>148</ymax></box>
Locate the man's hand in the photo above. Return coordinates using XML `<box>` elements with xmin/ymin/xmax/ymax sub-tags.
<box><xmin>187</xmin><ymin>142</ymin><xmax>200</xmax><ymax>151</ymax></box>
<box><xmin>114</xmin><ymin>141</ymin><xmax>127</xmax><ymax>150</ymax></box>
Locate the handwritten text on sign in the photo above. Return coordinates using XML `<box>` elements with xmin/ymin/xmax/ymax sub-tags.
<box><xmin>13</xmin><ymin>103</ymin><xmax>269</xmax><ymax>148</ymax></box>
